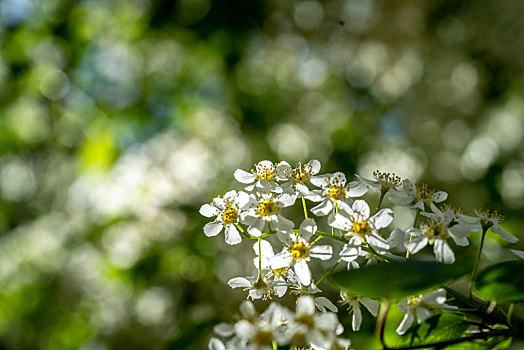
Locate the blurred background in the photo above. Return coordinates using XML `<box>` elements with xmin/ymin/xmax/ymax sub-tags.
<box><xmin>0</xmin><ymin>0</ymin><xmax>523</xmax><ymax>349</ymax></box>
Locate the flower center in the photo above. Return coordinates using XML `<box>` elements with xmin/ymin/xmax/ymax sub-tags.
<box><xmin>221</xmin><ymin>207</ymin><xmax>238</xmax><ymax>225</ymax></box>
<box><xmin>291</xmin><ymin>162</ymin><xmax>309</xmax><ymax>182</ymax></box>
<box><xmin>252</xmin><ymin>163</ymin><xmax>277</xmax><ymax>181</ymax></box>
<box><xmin>253</xmin><ymin>329</ymin><xmax>273</xmax><ymax>346</ymax></box>
<box><xmin>353</xmin><ymin>221</ymin><xmax>370</xmax><ymax>235</ymax></box>
<box><xmin>328</xmin><ymin>185</ymin><xmax>346</xmax><ymax>199</ymax></box>
<box><xmin>271</xmin><ymin>266</ymin><xmax>287</xmax><ymax>277</ymax></box>
<box><xmin>407</xmin><ymin>296</ymin><xmax>422</xmax><ymax>308</ymax></box>
<box><xmin>258</xmin><ymin>199</ymin><xmax>278</xmax><ymax>216</ymax></box>
<box><xmin>289</xmin><ymin>242</ymin><xmax>309</xmax><ymax>259</ymax></box>
<box><xmin>296</xmin><ymin>314</ymin><xmax>315</xmax><ymax>328</ymax></box>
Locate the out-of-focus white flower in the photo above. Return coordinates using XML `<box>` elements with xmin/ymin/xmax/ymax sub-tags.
<box><xmin>356</xmin><ymin>170</ymin><xmax>402</xmax><ymax>193</ymax></box>
<box><xmin>396</xmin><ymin>288</ymin><xmax>456</xmax><ymax>335</ymax></box>
<box><xmin>234</xmin><ymin>160</ymin><xmax>290</xmax><ymax>193</ymax></box>
<box><xmin>405</xmin><ymin>210</ymin><xmax>479</xmax><ymax>264</ymax></box>
<box><xmin>200</xmin><ymin>190</ymin><xmax>251</xmax><ymax>245</ymax></box>
<box><xmin>309</xmin><ymin>172</ymin><xmax>368</xmax><ymax>216</ymax></box>
<box><xmin>389</xmin><ymin>180</ymin><xmax>447</xmax><ymax>212</ymax></box>
<box><xmin>328</xmin><ymin>200</ymin><xmax>393</xmax><ymax>255</ymax></box>
<box><xmin>287</xmin><ymin>295</ymin><xmax>342</xmax><ymax>350</ymax></box>
<box><xmin>271</xmin><ymin>218</ymin><xmax>333</xmax><ymax>286</ymax></box>
<box><xmin>240</xmin><ymin>192</ymin><xmax>296</xmax><ymax>237</ymax></box>
<box><xmin>458</xmin><ymin>209</ymin><xmax>518</xmax><ymax>243</ymax></box>
<box><xmin>339</xmin><ymin>291</ymin><xmax>380</xmax><ymax>331</ymax></box>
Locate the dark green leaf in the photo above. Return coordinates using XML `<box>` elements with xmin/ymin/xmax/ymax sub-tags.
<box><xmin>328</xmin><ymin>259</ymin><xmax>474</xmax><ymax>301</ymax></box>
<box><xmin>475</xmin><ymin>260</ymin><xmax>524</xmax><ymax>303</ymax></box>
<box><xmin>445</xmin><ymin>336</ymin><xmax>512</xmax><ymax>350</ymax></box>
<box><xmin>399</xmin><ymin>314</ymin><xmax>469</xmax><ymax>347</ymax></box>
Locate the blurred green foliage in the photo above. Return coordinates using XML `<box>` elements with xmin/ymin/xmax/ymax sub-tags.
<box><xmin>0</xmin><ymin>0</ymin><xmax>523</xmax><ymax>349</ymax></box>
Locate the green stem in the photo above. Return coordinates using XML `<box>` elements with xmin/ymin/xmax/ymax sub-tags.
<box><xmin>376</xmin><ymin>189</ymin><xmax>387</xmax><ymax>212</ymax></box>
<box><xmin>470</xmin><ymin>227</ymin><xmax>488</xmax><ymax>298</ymax></box>
<box><xmin>507</xmin><ymin>303</ymin><xmax>515</xmax><ymax>326</ymax></box>
<box><xmin>314</xmin><ymin>230</ymin><xmax>349</xmax><ymax>244</ymax></box>
<box><xmin>309</xmin><ymin>236</ymin><xmax>322</xmax><ymax>246</ymax></box>
<box><xmin>301</xmin><ymin>197</ymin><xmax>308</xmax><ymax>219</ymax></box>
<box><xmin>272</xmin><ymin>340</ymin><xmax>277</xmax><ymax>350</ymax></box>
<box><xmin>257</xmin><ymin>237</ymin><xmax>263</xmax><ymax>281</ymax></box>
<box><xmin>316</xmin><ymin>258</ymin><xmax>342</xmax><ymax>286</ymax></box>
<box><xmin>236</xmin><ymin>224</ymin><xmax>250</xmax><ymax>239</ymax></box>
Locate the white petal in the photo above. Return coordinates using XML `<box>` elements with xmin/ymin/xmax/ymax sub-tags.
<box><xmin>405</xmin><ymin>236</ymin><xmax>428</xmax><ymax>254</ymax></box>
<box><xmin>307</xmin><ymin>159</ymin><xmax>321</xmax><ymax>175</ymax></box>
<box><xmin>352</xmin><ymin>304</ymin><xmax>362</xmax><ymax>331</ymax></box>
<box><xmin>371</xmin><ymin>208</ymin><xmax>394</xmax><ymax>229</ymax></box>
<box><xmin>314</xmin><ymin>312</ymin><xmax>339</xmax><ymax>332</ymax></box>
<box><xmin>310</xmin><ymin>245</ymin><xmax>333</xmax><ymax>260</ymax></box>
<box><xmin>451</xmin><ymin>235</ymin><xmax>469</xmax><ymax>247</ymax></box>
<box><xmin>300</xmin><ymin>218</ymin><xmax>317</xmax><ymax>241</ymax></box>
<box><xmin>347</xmin><ymin>181</ymin><xmax>368</xmax><ymax>197</ymax></box>
<box><xmin>223</xmin><ymin>190</ymin><xmax>237</xmax><ymax>201</ymax></box>
<box><xmin>234</xmin><ymin>319</ymin><xmax>256</xmax><ymax>339</ymax></box>
<box><xmin>396</xmin><ymin>311</ymin><xmax>414</xmax><ymax>335</ymax></box>
<box><xmin>295</xmin><ymin>183</ymin><xmax>310</xmax><ymax>197</ymax></box>
<box><xmin>208</xmin><ymin>337</ymin><xmax>226</xmax><ymax>350</ymax></box>
<box><xmin>434</xmin><ymin>239</ymin><xmax>455</xmax><ymax>264</ymax></box>
<box><xmin>213</xmin><ymin>323</ymin><xmax>234</xmax><ymax>337</ymax></box>
<box><xmin>236</xmin><ymin>191</ymin><xmax>254</xmax><ymax>209</ymax></box>
<box><xmin>431</xmin><ymin>191</ymin><xmax>448</xmax><ymax>203</ymax></box>
<box><xmin>204</xmin><ymin>222</ymin><xmax>223</xmax><ymax>237</ymax></box>
<box><xmin>294</xmin><ymin>260</ymin><xmax>312</xmax><ymax>286</ymax></box>
<box><xmin>311</xmin><ymin>199</ymin><xmax>334</xmax><ymax>216</ymax></box>
<box><xmin>254</xmin><ymin>239</ymin><xmax>274</xmax><ymax>257</ymax></box>
<box><xmin>403</xmin><ymin>179</ymin><xmax>416</xmax><ymax>195</ymax></box>
<box><xmin>416</xmin><ymin>307</ymin><xmax>432</xmax><ymax>323</ymax></box>
<box><xmin>387</xmin><ymin>228</ymin><xmax>406</xmax><ymax>248</ymax></box>
<box><xmin>389</xmin><ymin>194</ymin><xmax>414</xmax><ymax>205</ymax></box>
<box><xmin>314</xmin><ymin>296</ymin><xmax>338</xmax><ymax>312</ymax></box>
<box><xmin>270</xmin><ymin>252</ymin><xmax>293</xmax><ymax>269</ymax></box>
<box><xmin>239</xmin><ymin>300</ymin><xmax>257</xmax><ymax>319</ymax></box>
<box><xmin>224</xmin><ymin>225</ymin><xmax>242</xmax><ymax>245</ymax></box>
<box><xmin>340</xmin><ymin>244</ymin><xmax>360</xmax><ymax>262</ymax></box>
<box><xmin>296</xmin><ymin>295</ymin><xmax>316</xmax><ymax>315</ymax></box>
<box><xmin>305</xmin><ymin>189</ymin><xmax>324</xmax><ymax>202</ymax></box>
<box><xmin>327</xmin><ymin>212</ymin><xmax>351</xmax><ymax>231</ymax></box>
<box><xmin>228</xmin><ymin>277</ymin><xmax>252</xmax><ymax>289</ymax></box>
<box><xmin>276</xmin><ymin>161</ymin><xmax>291</xmax><ymax>179</ymax></box>
<box><xmin>199</xmin><ymin>204</ymin><xmax>219</xmax><ymax>217</ymax></box>
<box><xmin>457</xmin><ymin>213</ymin><xmax>480</xmax><ymax>225</ymax></box>
<box><xmin>234</xmin><ymin>169</ymin><xmax>257</xmax><ymax>184</ymax></box>
<box><xmin>247</xmin><ymin>219</ymin><xmax>267</xmax><ymax>237</ymax></box>
<box><xmin>271</xmin><ymin>214</ymin><xmax>294</xmax><ymax>233</ymax></box>
<box><xmin>310</xmin><ymin>174</ymin><xmax>330</xmax><ymax>188</ymax></box>
<box><xmin>367</xmin><ymin>234</ymin><xmax>390</xmax><ymax>250</ymax></box>
<box><xmin>360</xmin><ymin>298</ymin><xmax>380</xmax><ymax>316</ymax></box>
<box><xmin>352</xmin><ymin>200</ymin><xmax>370</xmax><ymax>218</ymax></box>
<box><xmin>412</xmin><ymin>200</ymin><xmax>424</xmax><ymax>211</ymax></box>
<box><xmin>511</xmin><ymin>249</ymin><xmax>524</xmax><ymax>259</ymax></box>
<box><xmin>422</xmin><ymin>288</ymin><xmax>447</xmax><ymax>305</ymax></box>
<box><xmin>492</xmin><ymin>224</ymin><xmax>519</xmax><ymax>243</ymax></box>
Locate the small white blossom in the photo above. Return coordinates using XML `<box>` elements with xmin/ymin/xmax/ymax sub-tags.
<box><xmin>271</xmin><ymin>218</ymin><xmax>333</xmax><ymax>286</ymax></box>
<box><xmin>234</xmin><ymin>160</ymin><xmax>290</xmax><ymax>193</ymax></box>
<box><xmin>396</xmin><ymin>288</ymin><xmax>456</xmax><ymax>335</ymax></box>
<box><xmin>328</xmin><ymin>200</ymin><xmax>393</xmax><ymax>254</ymax></box>
<box><xmin>309</xmin><ymin>172</ymin><xmax>368</xmax><ymax>216</ymax></box>
<box><xmin>228</xmin><ymin>274</ymin><xmax>287</xmax><ymax>300</ymax></box>
<box><xmin>241</xmin><ymin>192</ymin><xmax>296</xmax><ymax>237</ymax></box>
<box><xmin>458</xmin><ymin>209</ymin><xmax>518</xmax><ymax>243</ymax></box>
<box><xmin>389</xmin><ymin>180</ymin><xmax>447</xmax><ymax>212</ymax></box>
<box><xmin>356</xmin><ymin>170</ymin><xmax>402</xmax><ymax>193</ymax></box>
<box><xmin>280</xmin><ymin>160</ymin><xmax>322</xmax><ymax>197</ymax></box>
<box><xmin>339</xmin><ymin>291</ymin><xmax>380</xmax><ymax>331</ymax></box>
<box><xmin>200</xmin><ymin>190</ymin><xmax>251</xmax><ymax>245</ymax></box>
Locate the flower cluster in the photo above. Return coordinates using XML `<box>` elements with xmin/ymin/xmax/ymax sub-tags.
<box><xmin>201</xmin><ymin>160</ymin><xmax>520</xmax><ymax>348</ymax></box>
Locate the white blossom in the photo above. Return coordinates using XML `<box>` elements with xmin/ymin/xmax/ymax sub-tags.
<box><xmin>234</xmin><ymin>160</ymin><xmax>290</xmax><ymax>193</ymax></box>
<box><xmin>389</xmin><ymin>179</ymin><xmax>447</xmax><ymax>212</ymax></box>
<box><xmin>356</xmin><ymin>170</ymin><xmax>402</xmax><ymax>193</ymax></box>
<box><xmin>458</xmin><ymin>209</ymin><xmax>518</xmax><ymax>243</ymax></box>
<box><xmin>339</xmin><ymin>291</ymin><xmax>380</xmax><ymax>331</ymax></box>
<box><xmin>240</xmin><ymin>192</ymin><xmax>296</xmax><ymax>237</ymax></box>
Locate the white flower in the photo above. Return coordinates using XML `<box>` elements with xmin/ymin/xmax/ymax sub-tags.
<box><xmin>228</xmin><ymin>274</ymin><xmax>287</xmax><ymax>300</ymax></box>
<box><xmin>287</xmin><ymin>295</ymin><xmax>341</xmax><ymax>349</ymax></box>
<box><xmin>458</xmin><ymin>209</ymin><xmax>518</xmax><ymax>243</ymax></box>
<box><xmin>280</xmin><ymin>160</ymin><xmax>322</xmax><ymax>197</ymax></box>
<box><xmin>308</xmin><ymin>172</ymin><xmax>368</xmax><ymax>216</ymax></box>
<box><xmin>240</xmin><ymin>192</ymin><xmax>296</xmax><ymax>237</ymax></box>
<box><xmin>234</xmin><ymin>302</ymin><xmax>285</xmax><ymax>350</ymax></box>
<box><xmin>389</xmin><ymin>179</ymin><xmax>447</xmax><ymax>212</ymax></box>
<box><xmin>339</xmin><ymin>291</ymin><xmax>380</xmax><ymax>331</ymax></box>
<box><xmin>396</xmin><ymin>288</ymin><xmax>456</xmax><ymax>335</ymax></box>
<box><xmin>200</xmin><ymin>190</ymin><xmax>251</xmax><ymax>245</ymax></box>
<box><xmin>234</xmin><ymin>160</ymin><xmax>290</xmax><ymax>193</ymax></box>
<box><xmin>271</xmin><ymin>218</ymin><xmax>333</xmax><ymax>286</ymax></box>
<box><xmin>356</xmin><ymin>170</ymin><xmax>402</xmax><ymax>193</ymax></box>
<box><xmin>328</xmin><ymin>199</ymin><xmax>393</xmax><ymax>253</ymax></box>
<box><xmin>405</xmin><ymin>210</ymin><xmax>479</xmax><ymax>264</ymax></box>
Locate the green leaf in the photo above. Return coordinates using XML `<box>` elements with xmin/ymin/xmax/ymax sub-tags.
<box><xmin>445</xmin><ymin>336</ymin><xmax>512</xmax><ymax>350</ymax></box>
<box><xmin>399</xmin><ymin>314</ymin><xmax>470</xmax><ymax>347</ymax></box>
<box><xmin>475</xmin><ymin>260</ymin><xmax>524</xmax><ymax>303</ymax></box>
<box><xmin>329</xmin><ymin>259</ymin><xmax>474</xmax><ymax>301</ymax></box>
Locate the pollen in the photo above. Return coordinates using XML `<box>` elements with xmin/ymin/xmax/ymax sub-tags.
<box><xmin>271</xmin><ymin>266</ymin><xmax>287</xmax><ymax>277</ymax></box>
<box><xmin>289</xmin><ymin>242</ymin><xmax>309</xmax><ymax>259</ymax></box>
<box><xmin>258</xmin><ymin>199</ymin><xmax>278</xmax><ymax>216</ymax></box>
<box><xmin>475</xmin><ymin>208</ymin><xmax>504</xmax><ymax>228</ymax></box>
<box><xmin>328</xmin><ymin>186</ymin><xmax>346</xmax><ymax>199</ymax></box>
<box><xmin>296</xmin><ymin>314</ymin><xmax>315</xmax><ymax>328</ymax></box>
<box><xmin>291</xmin><ymin>162</ymin><xmax>309</xmax><ymax>182</ymax></box>
<box><xmin>252</xmin><ymin>162</ymin><xmax>277</xmax><ymax>181</ymax></box>
<box><xmin>407</xmin><ymin>296</ymin><xmax>422</xmax><ymax>308</ymax></box>
<box><xmin>221</xmin><ymin>207</ymin><xmax>238</xmax><ymax>225</ymax></box>
<box><xmin>353</xmin><ymin>221</ymin><xmax>370</xmax><ymax>235</ymax></box>
<box><xmin>253</xmin><ymin>329</ymin><xmax>273</xmax><ymax>346</ymax></box>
